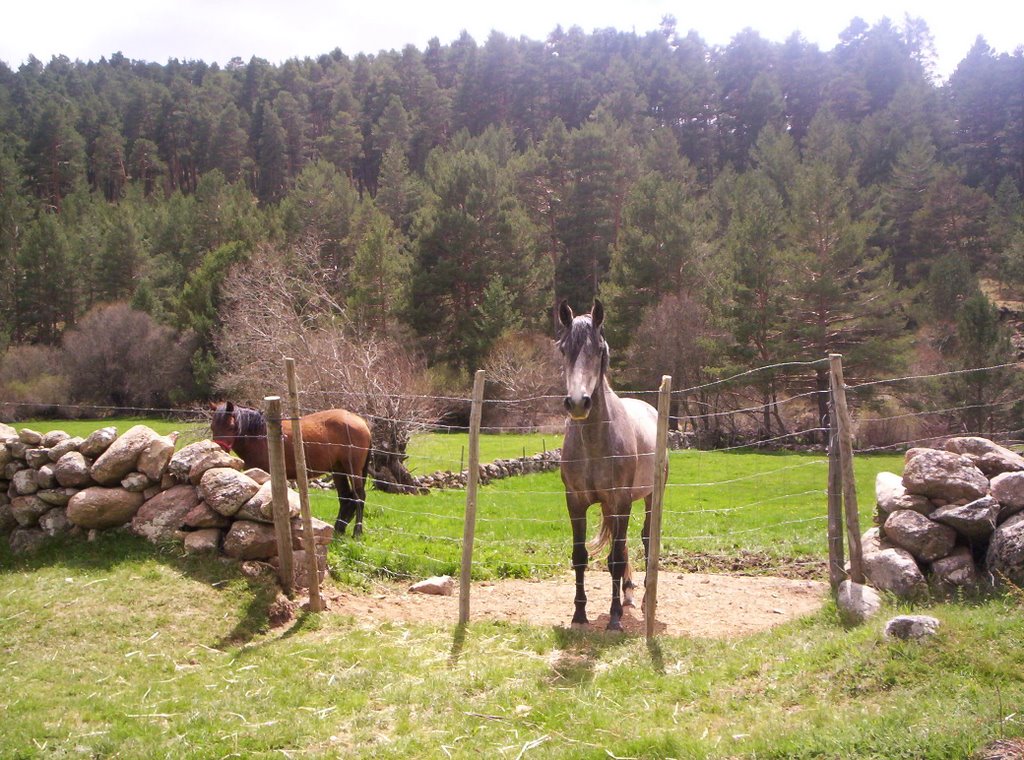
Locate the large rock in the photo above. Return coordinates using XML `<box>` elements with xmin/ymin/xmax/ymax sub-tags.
<box><xmin>930</xmin><ymin>546</ymin><xmax>981</xmax><ymax>592</ymax></box>
<box><xmin>0</xmin><ymin>501</ymin><xmax>17</xmax><ymax>533</ymax></box>
<box><xmin>289</xmin><ymin>516</ymin><xmax>334</xmax><ymax>550</ymax></box>
<box><xmin>237</xmin><ymin>480</ymin><xmax>300</xmax><ymax>523</ymax></box>
<box><xmin>36</xmin><ymin>488</ymin><xmax>79</xmax><ymax>507</ymax></box>
<box><xmin>90</xmin><ymin>425</ymin><xmax>161</xmax><ymax>485</ymax></box>
<box><xmin>946</xmin><ymin>436</ymin><xmax>1024</xmax><ymax>476</ymax></box>
<box><xmin>54</xmin><ymin>451</ymin><xmax>94</xmax><ymax>488</ymax></box>
<box><xmin>79</xmin><ymin>427</ymin><xmax>118</xmax><ymax>458</ymax></box>
<box><xmin>10</xmin><ymin>495</ymin><xmax>51</xmax><ymax>527</ymax></box>
<box><xmin>41</xmin><ymin>430</ymin><xmax>70</xmax><ymax>448</ymax></box>
<box><xmin>9</xmin><ymin>527</ymin><xmax>47</xmax><ymax>554</ymax></box>
<box><xmin>67</xmin><ymin>487</ymin><xmax>146</xmax><ymax>529</ymax></box>
<box><xmin>875</xmin><ymin>471</ymin><xmax>932</xmax><ymax>516</ymax></box>
<box><xmin>986</xmin><ymin>513</ymin><xmax>1024</xmax><ymax>587</ymax></box>
<box><xmin>131</xmin><ymin>484</ymin><xmax>200</xmax><ymax>543</ymax></box>
<box><xmin>188</xmin><ymin>449</ymin><xmax>243</xmax><ymax>485</ymax></box>
<box><xmin>25</xmin><ymin>448</ymin><xmax>51</xmax><ymax>468</ymax></box>
<box><xmin>930</xmin><ymin>496</ymin><xmax>999</xmax><ymax>540</ymax></box>
<box><xmin>137</xmin><ymin>433</ymin><xmax>177</xmax><ymax>481</ymax></box>
<box><xmin>183</xmin><ymin>528</ymin><xmax>222</xmax><ymax>555</ymax></box>
<box><xmin>12</xmin><ymin>468</ymin><xmax>39</xmax><ymax>496</ymax></box>
<box><xmin>121</xmin><ymin>472</ymin><xmax>153</xmax><ymax>493</ymax></box>
<box><xmin>183</xmin><ymin>502</ymin><xmax>231</xmax><ymax>529</ymax></box>
<box><xmin>988</xmin><ymin>471</ymin><xmax>1024</xmax><ymax>522</ymax></box>
<box><xmin>34</xmin><ymin>464</ymin><xmax>58</xmax><ymax>490</ymax></box>
<box><xmin>39</xmin><ymin>508</ymin><xmax>71</xmax><ymax>537</ymax></box>
<box><xmin>47</xmin><ymin>436</ymin><xmax>83</xmax><ymax>462</ymax></box>
<box><xmin>199</xmin><ymin>467</ymin><xmax>260</xmax><ymax>517</ymax></box>
<box><xmin>884</xmin><ymin>615</ymin><xmax>940</xmax><ymax>641</ymax></box>
<box><xmin>18</xmin><ymin>428</ymin><xmax>42</xmax><ymax>445</ymax></box>
<box><xmin>222</xmin><ymin>520</ymin><xmax>279</xmax><ymax>560</ymax></box>
<box><xmin>902</xmin><ymin>449</ymin><xmax>988</xmax><ymax>503</ymax></box>
<box><xmin>884</xmin><ymin>509</ymin><xmax>957</xmax><ymax>562</ymax></box>
<box><xmin>836</xmin><ymin>580</ymin><xmax>882</xmax><ymax>625</ymax></box>
<box><xmin>167</xmin><ymin>440</ymin><xmax>224</xmax><ymax>482</ymax></box>
<box><xmin>0</xmin><ymin>421</ymin><xmax>17</xmax><ymax>440</ymax></box>
<box><xmin>863</xmin><ymin>545</ymin><xmax>928</xmax><ymax>599</ymax></box>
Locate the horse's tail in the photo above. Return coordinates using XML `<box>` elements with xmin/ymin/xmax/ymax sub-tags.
<box><xmin>586</xmin><ymin>513</ymin><xmax>613</xmax><ymax>555</ymax></box>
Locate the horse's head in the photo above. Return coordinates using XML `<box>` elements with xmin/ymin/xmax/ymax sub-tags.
<box><xmin>209</xmin><ymin>401</ymin><xmax>239</xmax><ymax>453</ymax></box>
<box><xmin>556</xmin><ymin>299</ymin><xmax>609</xmax><ymax>420</ymax></box>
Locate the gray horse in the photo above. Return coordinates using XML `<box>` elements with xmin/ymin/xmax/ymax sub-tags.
<box><xmin>557</xmin><ymin>299</ymin><xmax>660</xmax><ymax>631</ymax></box>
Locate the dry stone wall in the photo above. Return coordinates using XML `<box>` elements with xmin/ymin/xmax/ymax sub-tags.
<box><xmin>866</xmin><ymin>436</ymin><xmax>1024</xmax><ymax>597</ymax></box>
<box><xmin>0</xmin><ymin>422</ymin><xmax>331</xmax><ymax>586</ymax></box>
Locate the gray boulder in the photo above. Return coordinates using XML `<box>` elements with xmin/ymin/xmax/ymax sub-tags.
<box><xmin>237</xmin><ymin>480</ymin><xmax>300</xmax><ymax>523</ymax></box>
<box><xmin>0</xmin><ymin>501</ymin><xmax>17</xmax><ymax>533</ymax></box>
<box><xmin>167</xmin><ymin>440</ymin><xmax>224</xmax><ymax>482</ymax></box>
<box><xmin>39</xmin><ymin>508</ymin><xmax>71</xmax><ymax>537</ymax></box>
<box><xmin>222</xmin><ymin>520</ymin><xmax>279</xmax><ymax>560</ymax></box>
<box><xmin>48</xmin><ymin>436</ymin><xmax>83</xmax><ymax>462</ymax></box>
<box><xmin>863</xmin><ymin>545</ymin><xmax>928</xmax><ymax>599</ymax></box>
<box><xmin>875</xmin><ymin>471</ymin><xmax>932</xmax><ymax>516</ymax></box>
<box><xmin>25</xmin><ymin>448</ymin><xmax>51</xmax><ymax>468</ymax></box>
<box><xmin>188</xmin><ymin>449</ymin><xmax>243</xmax><ymax>485</ymax></box>
<box><xmin>183</xmin><ymin>501</ymin><xmax>231</xmax><ymax>529</ymax></box>
<box><xmin>884</xmin><ymin>615</ymin><xmax>940</xmax><ymax>641</ymax></box>
<box><xmin>18</xmin><ymin>428</ymin><xmax>43</xmax><ymax>445</ymax></box>
<box><xmin>902</xmin><ymin>448</ymin><xmax>988</xmax><ymax>502</ymax></box>
<box><xmin>137</xmin><ymin>433</ymin><xmax>177</xmax><ymax>481</ymax></box>
<box><xmin>54</xmin><ymin>451</ymin><xmax>94</xmax><ymax>488</ymax></box>
<box><xmin>835</xmin><ymin>580</ymin><xmax>882</xmax><ymax>625</ymax></box>
<box><xmin>199</xmin><ymin>467</ymin><xmax>260</xmax><ymax>517</ymax></box>
<box><xmin>12</xmin><ymin>468</ymin><xmax>39</xmax><ymax>496</ymax></box>
<box><xmin>945</xmin><ymin>436</ymin><xmax>1024</xmax><ymax>476</ymax></box>
<box><xmin>67</xmin><ymin>487</ymin><xmax>146</xmax><ymax>529</ymax></box>
<box><xmin>34</xmin><ymin>464</ymin><xmax>58</xmax><ymax>490</ymax></box>
<box><xmin>930</xmin><ymin>546</ymin><xmax>981</xmax><ymax>591</ymax></box>
<box><xmin>0</xmin><ymin>421</ymin><xmax>16</xmax><ymax>440</ymax></box>
<box><xmin>131</xmin><ymin>484</ymin><xmax>200</xmax><ymax>543</ymax></box>
<box><xmin>183</xmin><ymin>528</ymin><xmax>222</xmax><ymax>555</ymax></box>
<box><xmin>36</xmin><ymin>488</ymin><xmax>79</xmax><ymax>507</ymax></box>
<box><xmin>884</xmin><ymin>509</ymin><xmax>957</xmax><ymax>562</ymax></box>
<box><xmin>986</xmin><ymin>513</ymin><xmax>1024</xmax><ymax>587</ymax></box>
<box><xmin>41</xmin><ymin>430</ymin><xmax>70</xmax><ymax>448</ymax></box>
<box><xmin>930</xmin><ymin>496</ymin><xmax>999</xmax><ymax>540</ymax></box>
<box><xmin>10</xmin><ymin>495</ymin><xmax>50</xmax><ymax>527</ymax></box>
<box><xmin>90</xmin><ymin>425</ymin><xmax>161</xmax><ymax>485</ymax></box>
<box><xmin>121</xmin><ymin>472</ymin><xmax>153</xmax><ymax>493</ymax></box>
<box><xmin>988</xmin><ymin>471</ymin><xmax>1024</xmax><ymax>522</ymax></box>
<box><xmin>79</xmin><ymin>427</ymin><xmax>118</xmax><ymax>458</ymax></box>
<box><xmin>289</xmin><ymin>516</ymin><xmax>334</xmax><ymax>550</ymax></box>
<box><xmin>9</xmin><ymin>527</ymin><xmax>47</xmax><ymax>554</ymax></box>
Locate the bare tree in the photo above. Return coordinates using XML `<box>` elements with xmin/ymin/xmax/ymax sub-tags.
<box><xmin>482</xmin><ymin>330</ymin><xmax>563</xmax><ymax>431</ymax></box>
<box><xmin>213</xmin><ymin>238</ymin><xmax>438</xmax><ymax>491</ymax></box>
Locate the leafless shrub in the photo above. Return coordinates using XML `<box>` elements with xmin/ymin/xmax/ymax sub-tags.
<box><xmin>0</xmin><ymin>343</ymin><xmax>70</xmax><ymax>419</ymax></box>
<box><xmin>213</xmin><ymin>238</ymin><xmax>438</xmax><ymax>491</ymax></box>
<box><xmin>61</xmin><ymin>303</ymin><xmax>195</xmax><ymax>411</ymax></box>
<box><xmin>482</xmin><ymin>330</ymin><xmax>563</xmax><ymax>431</ymax></box>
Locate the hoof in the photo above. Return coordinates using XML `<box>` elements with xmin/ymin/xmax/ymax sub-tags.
<box><xmin>605</xmin><ymin>620</ymin><xmax>624</xmax><ymax>633</ymax></box>
<box><xmin>622</xmin><ymin>594</ymin><xmax>636</xmax><ymax>608</ymax></box>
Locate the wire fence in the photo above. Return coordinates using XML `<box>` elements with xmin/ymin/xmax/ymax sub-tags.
<box><xmin>4</xmin><ymin>357</ymin><xmax>1022</xmax><ymax>591</ymax></box>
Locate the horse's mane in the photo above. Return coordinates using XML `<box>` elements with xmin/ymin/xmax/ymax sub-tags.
<box><xmin>232</xmin><ymin>404</ymin><xmax>267</xmax><ymax>440</ymax></box>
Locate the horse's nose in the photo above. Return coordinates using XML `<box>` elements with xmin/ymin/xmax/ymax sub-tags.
<box><xmin>564</xmin><ymin>394</ymin><xmax>592</xmax><ymax>419</ymax></box>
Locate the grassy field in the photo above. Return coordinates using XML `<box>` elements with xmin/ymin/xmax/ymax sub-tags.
<box><xmin>1</xmin><ymin>530</ymin><xmax>1022</xmax><ymax>759</ymax></box>
<box><xmin>1</xmin><ymin>419</ymin><xmax>1022</xmax><ymax>757</ymax></box>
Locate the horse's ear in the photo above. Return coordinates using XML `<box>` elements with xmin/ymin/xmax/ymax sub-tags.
<box><xmin>591</xmin><ymin>299</ymin><xmax>604</xmax><ymax>330</ymax></box>
<box><xmin>225</xmin><ymin>401</ymin><xmax>235</xmax><ymax>413</ymax></box>
<box><xmin>557</xmin><ymin>299</ymin><xmax>573</xmax><ymax>329</ymax></box>
<box><xmin>209</xmin><ymin>401</ymin><xmax>218</xmax><ymax>411</ymax></box>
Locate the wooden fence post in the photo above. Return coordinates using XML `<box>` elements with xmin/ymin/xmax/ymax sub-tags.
<box><xmin>829</xmin><ymin>354</ymin><xmax>864</xmax><ymax>584</ymax></box>
<box><xmin>458</xmin><ymin>369</ymin><xmax>486</xmax><ymax>626</ymax></box>
<box><xmin>645</xmin><ymin>374</ymin><xmax>672</xmax><ymax>640</ymax></box>
<box><xmin>285</xmin><ymin>358</ymin><xmax>323</xmax><ymax>613</ymax></box>
<box><xmin>265</xmin><ymin>395</ymin><xmax>295</xmax><ymax>596</ymax></box>
<box><xmin>826</xmin><ymin>385</ymin><xmax>846</xmax><ymax>591</ymax></box>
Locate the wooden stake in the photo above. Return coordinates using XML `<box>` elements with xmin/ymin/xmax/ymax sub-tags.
<box><xmin>285</xmin><ymin>358</ymin><xmax>323</xmax><ymax>612</ymax></box>
<box><xmin>826</xmin><ymin>386</ymin><xmax>846</xmax><ymax>591</ymax></box>
<box><xmin>264</xmin><ymin>395</ymin><xmax>295</xmax><ymax>596</ymax></box>
<box><xmin>829</xmin><ymin>354</ymin><xmax>864</xmax><ymax>584</ymax></box>
<box><xmin>459</xmin><ymin>370</ymin><xmax>485</xmax><ymax>626</ymax></box>
<box><xmin>645</xmin><ymin>374</ymin><xmax>672</xmax><ymax>639</ymax></box>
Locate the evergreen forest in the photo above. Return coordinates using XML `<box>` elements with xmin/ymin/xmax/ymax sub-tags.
<box><xmin>1</xmin><ymin>16</ymin><xmax>1023</xmax><ymax>441</ymax></box>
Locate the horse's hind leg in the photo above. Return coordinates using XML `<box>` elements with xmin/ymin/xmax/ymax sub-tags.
<box><xmin>333</xmin><ymin>474</ymin><xmax>356</xmax><ymax>536</ymax></box>
<box><xmin>350</xmin><ymin>469</ymin><xmax>367</xmax><ymax>539</ymax></box>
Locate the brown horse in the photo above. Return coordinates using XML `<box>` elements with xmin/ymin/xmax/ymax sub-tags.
<box><xmin>210</xmin><ymin>401</ymin><xmax>372</xmax><ymax>537</ymax></box>
<box><xmin>557</xmin><ymin>299</ymin><xmax>661</xmax><ymax>631</ymax></box>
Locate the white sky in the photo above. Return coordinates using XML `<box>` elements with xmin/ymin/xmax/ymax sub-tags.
<box><xmin>2</xmin><ymin>0</ymin><xmax>1021</xmax><ymax>80</ymax></box>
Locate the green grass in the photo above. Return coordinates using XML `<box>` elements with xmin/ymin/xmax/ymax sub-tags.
<box><xmin>1</xmin><ymin>531</ymin><xmax>1021</xmax><ymax>759</ymax></box>
<box><xmin>12</xmin><ymin>416</ymin><xmax>209</xmax><ymax>445</ymax></box>
<box><xmin>405</xmin><ymin>430</ymin><xmax>558</xmax><ymax>474</ymax></box>
<box><xmin>326</xmin><ymin>448</ymin><xmax>903</xmax><ymax>583</ymax></box>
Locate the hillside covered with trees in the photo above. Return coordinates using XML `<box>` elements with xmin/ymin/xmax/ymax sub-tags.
<box><xmin>1</xmin><ymin>16</ymin><xmax>1022</xmax><ymax>442</ymax></box>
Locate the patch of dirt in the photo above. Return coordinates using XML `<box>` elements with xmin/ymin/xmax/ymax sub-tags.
<box><xmin>319</xmin><ymin>571</ymin><xmax>828</xmax><ymax>638</ymax></box>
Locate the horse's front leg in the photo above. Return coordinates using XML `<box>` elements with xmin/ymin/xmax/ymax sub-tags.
<box><xmin>568</xmin><ymin>506</ymin><xmax>589</xmax><ymax>628</ymax></box>
<box><xmin>607</xmin><ymin>509</ymin><xmax>631</xmax><ymax>631</ymax></box>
